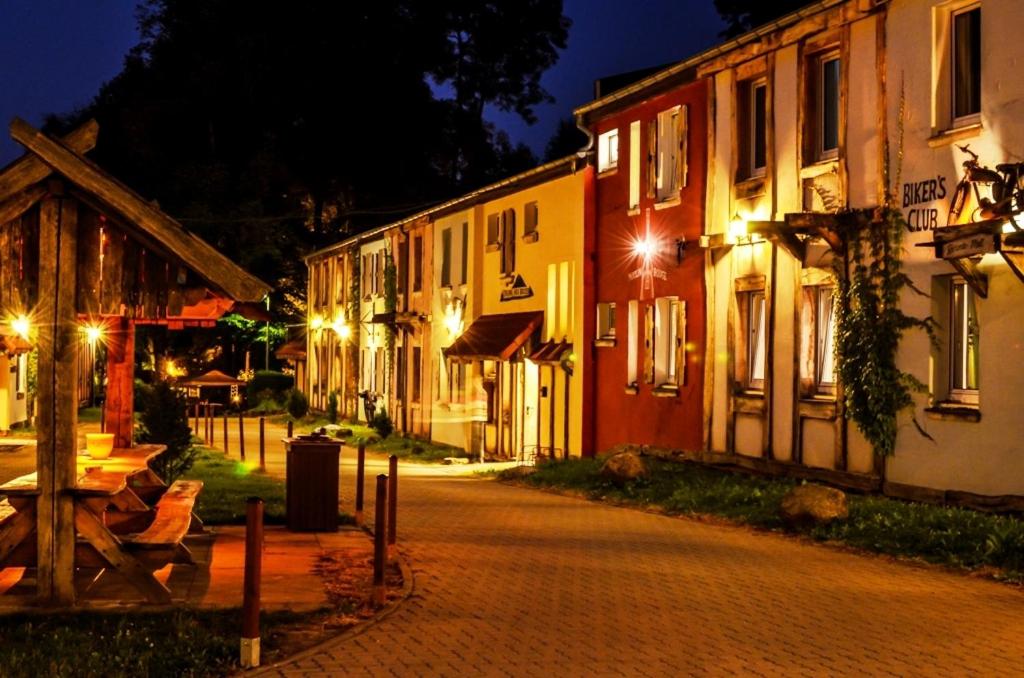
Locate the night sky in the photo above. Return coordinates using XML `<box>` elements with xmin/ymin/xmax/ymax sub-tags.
<box><xmin>0</xmin><ymin>0</ymin><xmax>725</xmax><ymax>166</ymax></box>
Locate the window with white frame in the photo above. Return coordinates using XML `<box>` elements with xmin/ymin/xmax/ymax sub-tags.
<box><xmin>597</xmin><ymin>129</ymin><xmax>619</xmax><ymax>173</ymax></box>
<box><xmin>952</xmin><ymin>5</ymin><xmax>981</xmax><ymax>124</ymax></box>
<box><xmin>596</xmin><ymin>302</ymin><xmax>616</xmax><ymax>341</ymax></box>
<box><xmin>628</xmin><ymin>121</ymin><xmax>641</xmax><ymax>210</ymax></box>
<box><xmin>800</xmin><ymin>285</ymin><xmax>836</xmax><ymax>396</ymax></box>
<box><xmin>950</xmin><ymin>279</ymin><xmax>980</xmax><ymax>403</ymax></box>
<box><xmin>653</xmin><ymin>297</ymin><xmax>685</xmax><ymax>389</ymax></box>
<box><xmin>739</xmin><ymin>79</ymin><xmax>767</xmax><ymax>179</ymax></box>
<box><xmin>626</xmin><ymin>299</ymin><xmax>639</xmax><ymax>387</ymax></box>
<box><xmin>652</xmin><ymin>106</ymin><xmax>686</xmax><ymax>202</ymax></box>
<box><xmin>739</xmin><ymin>289</ymin><xmax>767</xmax><ymax>392</ymax></box>
<box><xmin>808</xmin><ymin>51</ymin><xmax>840</xmax><ymax>162</ymax></box>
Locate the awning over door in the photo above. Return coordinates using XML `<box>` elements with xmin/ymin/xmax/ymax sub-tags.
<box><xmin>444</xmin><ymin>311</ymin><xmax>543</xmax><ymax>362</ymax></box>
<box><xmin>527</xmin><ymin>340</ymin><xmax>572</xmax><ymax>364</ymax></box>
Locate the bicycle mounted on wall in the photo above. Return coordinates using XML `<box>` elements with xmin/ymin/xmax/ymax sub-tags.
<box><xmin>947</xmin><ymin>144</ymin><xmax>1024</xmax><ymax>229</ymax></box>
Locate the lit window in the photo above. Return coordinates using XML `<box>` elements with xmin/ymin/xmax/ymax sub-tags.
<box><xmin>800</xmin><ymin>285</ymin><xmax>836</xmax><ymax>396</ymax></box>
<box><xmin>652</xmin><ymin>106</ymin><xmax>686</xmax><ymax>201</ymax></box>
<box><xmin>740</xmin><ymin>79</ymin><xmax>767</xmax><ymax>178</ymax></box>
<box><xmin>950</xmin><ymin>280</ymin><xmax>980</xmax><ymax>403</ymax></box>
<box><xmin>654</xmin><ymin>297</ymin><xmax>685</xmax><ymax>388</ymax></box>
<box><xmin>741</xmin><ymin>290</ymin><xmax>767</xmax><ymax>391</ymax></box>
<box><xmin>627</xmin><ymin>300</ymin><xmax>639</xmax><ymax>387</ymax></box>
<box><xmin>596</xmin><ymin>302</ymin><xmax>616</xmax><ymax>341</ymax></box>
<box><xmin>952</xmin><ymin>6</ymin><xmax>981</xmax><ymax>123</ymax></box>
<box><xmin>597</xmin><ymin>129</ymin><xmax>619</xmax><ymax>173</ymax></box>
<box><xmin>628</xmin><ymin>121</ymin><xmax>641</xmax><ymax>210</ymax></box>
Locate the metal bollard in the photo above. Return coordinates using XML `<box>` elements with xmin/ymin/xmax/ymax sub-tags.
<box><xmin>388</xmin><ymin>455</ymin><xmax>398</xmax><ymax>559</ymax></box>
<box><xmin>259</xmin><ymin>416</ymin><xmax>266</xmax><ymax>470</ymax></box>
<box><xmin>373</xmin><ymin>474</ymin><xmax>387</xmax><ymax>607</ymax></box>
<box><xmin>355</xmin><ymin>444</ymin><xmax>366</xmax><ymax>526</ymax></box>
<box><xmin>241</xmin><ymin>497</ymin><xmax>264</xmax><ymax>668</ymax></box>
<box><xmin>238</xmin><ymin>411</ymin><xmax>246</xmax><ymax>461</ymax></box>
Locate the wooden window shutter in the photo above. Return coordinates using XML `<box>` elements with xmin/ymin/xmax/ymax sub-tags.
<box><xmin>646</xmin><ymin>121</ymin><xmax>657</xmax><ymax>199</ymax></box>
<box><xmin>644</xmin><ymin>303</ymin><xmax>655</xmax><ymax>384</ymax></box>
<box><xmin>678</xmin><ymin>105</ymin><xmax>689</xmax><ymax>189</ymax></box>
<box><xmin>675</xmin><ymin>301</ymin><xmax>687</xmax><ymax>386</ymax></box>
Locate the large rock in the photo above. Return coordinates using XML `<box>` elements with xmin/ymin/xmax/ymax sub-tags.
<box><xmin>779</xmin><ymin>484</ymin><xmax>848</xmax><ymax>527</ymax></box>
<box><xmin>600</xmin><ymin>452</ymin><xmax>648</xmax><ymax>486</ymax></box>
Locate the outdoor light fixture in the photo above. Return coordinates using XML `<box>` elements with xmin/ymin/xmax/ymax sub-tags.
<box><xmin>728</xmin><ymin>213</ymin><xmax>748</xmax><ymax>242</ymax></box>
<box><xmin>309</xmin><ymin>315</ymin><xmax>324</xmax><ymax>331</ymax></box>
<box><xmin>10</xmin><ymin>315</ymin><xmax>30</xmax><ymax>339</ymax></box>
<box><xmin>83</xmin><ymin>324</ymin><xmax>103</xmax><ymax>345</ymax></box>
<box><xmin>443</xmin><ymin>299</ymin><xmax>464</xmax><ymax>339</ymax></box>
<box><xmin>632</xmin><ymin>237</ymin><xmax>654</xmax><ymax>259</ymax></box>
<box><xmin>335</xmin><ymin>323</ymin><xmax>352</xmax><ymax>340</ymax></box>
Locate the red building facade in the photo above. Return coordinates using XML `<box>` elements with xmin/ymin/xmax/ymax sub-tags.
<box><xmin>582</xmin><ymin>75</ymin><xmax>708</xmax><ymax>455</ymax></box>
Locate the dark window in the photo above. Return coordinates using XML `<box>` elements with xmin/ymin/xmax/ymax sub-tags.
<box><xmin>487</xmin><ymin>213</ymin><xmax>500</xmax><ymax>248</ymax></box>
<box><xmin>820</xmin><ymin>56</ymin><xmax>840</xmax><ymax>158</ymax></box>
<box><xmin>460</xmin><ymin>221</ymin><xmax>469</xmax><ymax>284</ymax></box>
<box><xmin>953</xmin><ymin>7</ymin><xmax>981</xmax><ymax>121</ymax></box>
<box><xmin>411</xmin><ymin>346</ymin><xmax>421</xmax><ymax>402</ymax></box>
<box><xmin>441</xmin><ymin>227</ymin><xmax>452</xmax><ymax>287</ymax></box>
<box><xmin>398</xmin><ymin>237</ymin><xmax>409</xmax><ymax>296</ymax></box>
<box><xmin>413</xmin><ymin>236</ymin><xmax>423</xmax><ymax>292</ymax></box>
<box><xmin>524</xmin><ymin>202</ymin><xmax>539</xmax><ymax>237</ymax></box>
<box><xmin>752</xmin><ymin>82</ymin><xmax>767</xmax><ymax>172</ymax></box>
<box><xmin>500</xmin><ymin>209</ymin><xmax>516</xmax><ymax>275</ymax></box>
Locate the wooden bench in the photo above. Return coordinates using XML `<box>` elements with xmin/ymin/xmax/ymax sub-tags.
<box><xmin>124</xmin><ymin>480</ymin><xmax>204</xmax><ymax>568</ymax></box>
<box><xmin>0</xmin><ymin>499</ymin><xmax>15</xmax><ymax>526</ymax></box>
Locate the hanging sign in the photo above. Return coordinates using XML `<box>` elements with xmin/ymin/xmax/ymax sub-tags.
<box><xmin>500</xmin><ymin>274</ymin><xmax>533</xmax><ymax>301</ymax></box>
<box><xmin>939</xmin><ymin>232</ymin><xmax>998</xmax><ymax>259</ymax></box>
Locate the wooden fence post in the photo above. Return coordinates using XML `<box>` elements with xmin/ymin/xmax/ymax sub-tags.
<box><xmin>241</xmin><ymin>497</ymin><xmax>263</xmax><ymax>668</ymax></box>
<box><xmin>373</xmin><ymin>474</ymin><xmax>387</xmax><ymax>607</ymax></box>
<box><xmin>287</xmin><ymin>420</ymin><xmax>293</xmax><ymax>438</ymax></box>
<box><xmin>355</xmin><ymin>444</ymin><xmax>366</xmax><ymax>526</ymax></box>
<box><xmin>259</xmin><ymin>416</ymin><xmax>266</xmax><ymax>470</ymax></box>
<box><xmin>238</xmin><ymin>412</ymin><xmax>246</xmax><ymax>461</ymax></box>
<box><xmin>223</xmin><ymin>411</ymin><xmax>229</xmax><ymax>453</ymax></box>
<box><xmin>388</xmin><ymin>455</ymin><xmax>398</xmax><ymax>559</ymax></box>
<box><xmin>194</xmin><ymin>402</ymin><xmax>200</xmax><ymax>437</ymax></box>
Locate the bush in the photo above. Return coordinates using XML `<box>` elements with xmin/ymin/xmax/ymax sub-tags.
<box><xmin>246</xmin><ymin>370</ymin><xmax>294</xmax><ymax>401</ymax></box>
<box><xmin>138</xmin><ymin>381</ymin><xmax>197</xmax><ymax>483</ymax></box>
<box><xmin>132</xmin><ymin>378</ymin><xmax>153</xmax><ymax>412</ymax></box>
<box><xmin>286</xmin><ymin>388</ymin><xmax>309</xmax><ymax>419</ymax></box>
<box><xmin>327</xmin><ymin>390</ymin><xmax>339</xmax><ymax>424</ymax></box>
<box><xmin>369</xmin><ymin>410</ymin><xmax>393</xmax><ymax>439</ymax></box>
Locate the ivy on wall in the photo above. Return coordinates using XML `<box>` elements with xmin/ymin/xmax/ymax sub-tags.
<box><xmin>831</xmin><ymin>206</ymin><xmax>934</xmax><ymax>457</ymax></box>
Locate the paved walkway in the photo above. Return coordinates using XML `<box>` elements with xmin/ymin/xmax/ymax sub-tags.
<box><xmin>260</xmin><ymin>461</ymin><xmax>1024</xmax><ymax>677</ymax></box>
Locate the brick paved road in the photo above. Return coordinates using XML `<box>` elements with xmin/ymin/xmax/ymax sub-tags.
<box><xmin>265</xmin><ymin>461</ymin><xmax>1024</xmax><ymax>676</ymax></box>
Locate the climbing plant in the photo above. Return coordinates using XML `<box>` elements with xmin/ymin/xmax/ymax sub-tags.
<box><xmin>383</xmin><ymin>249</ymin><xmax>398</xmax><ymax>387</ymax></box>
<box><xmin>831</xmin><ymin>207</ymin><xmax>933</xmax><ymax>457</ymax></box>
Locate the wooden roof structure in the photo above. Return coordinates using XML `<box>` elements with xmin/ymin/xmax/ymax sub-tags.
<box><xmin>0</xmin><ymin>118</ymin><xmax>270</xmax><ymax>606</ymax></box>
<box><xmin>181</xmin><ymin>369</ymin><xmax>244</xmax><ymax>387</ymax></box>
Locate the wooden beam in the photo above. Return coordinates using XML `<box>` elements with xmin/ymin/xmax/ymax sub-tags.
<box><xmin>0</xmin><ymin>504</ymin><xmax>35</xmax><ymax>565</ymax></box>
<box><xmin>104</xmin><ymin>317</ymin><xmax>135</xmax><ymax>449</ymax></box>
<box><xmin>10</xmin><ymin>118</ymin><xmax>270</xmax><ymax>303</ymax></box>
<box><xmin>948</xmin><ymin>257</ymin><xmax>988</xmax><ymax>299</ymax></box>
<box><xmin>35</xmin><ymin>195</ymin><xmax>79</xmax><ymax>606</ymax></box>
<box><xmin>999</xmin><ymin>249</ymin><xmax>1024</xmax><ymax>286</ymax></box>
<box><xmin>0</xmin><ymin>120</ymin><xmax>98</xmax><ymax>203</ymax></box>
<box><xmin>0</xmin><ymin>185</ymin><xmax>46</xmax><ymax>226</ymax></box>
<box><xmin>748</xmin><ymin>221</ymin><xmax>807</xmax><ymax>262</ymax></box>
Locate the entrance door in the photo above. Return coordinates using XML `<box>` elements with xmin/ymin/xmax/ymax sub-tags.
<box><xmin>523</xmin><ymin>361</ymin><xmax>539</xmax><ymax>461</ymax></box>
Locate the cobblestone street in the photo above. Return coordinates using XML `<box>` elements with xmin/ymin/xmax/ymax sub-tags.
<box><xmin>263</xmin><ymin>458</ymin><xmax>1024</xmax><ymax>677</ymax></box>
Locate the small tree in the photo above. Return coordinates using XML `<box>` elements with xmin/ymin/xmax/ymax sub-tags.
<box><xmin>286</xmin><ymin>388</ymin><xmax>309</xmax><ymax>420</ymax></box>
<box><xmin>326</xmin><ymin>390</ymin><xmax>339</xmax><ymax>424</ymax></box>
<box><xmin>139</xmin><ymin>381</ymin><xmax>196</xmax><ymax>483</ymax></box>
<box><xmin>370</xmin><ymin>409</ymin><xmax>393</xmax><ymax>439</ymax></box>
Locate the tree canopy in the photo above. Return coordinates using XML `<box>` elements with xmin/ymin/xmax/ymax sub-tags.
<box><xmin>713</xmin><ymin>0</ymin><xmax>812</xmax><ymax>38</ymax></box>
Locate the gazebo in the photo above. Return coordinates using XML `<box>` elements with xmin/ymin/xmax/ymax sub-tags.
<box><xmin>0</xmin><ymin>118</ymin><xmax>270</xmax><ymax>606</ymax></box>
<box><xmin>181</xmin><ymin>368</ymin><xmax>245</xmax><ymax>404</ymax></box>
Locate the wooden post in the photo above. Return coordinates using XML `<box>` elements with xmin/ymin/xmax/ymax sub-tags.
<box><xmin>355</xmin><ymin>443</ymin><xmax>366</xmax><ymax>526</ymax></box>
<box><xmin>205</xmin><ymin>403</ymin><xmax>212</xmax><ymax>446</ymax></box>
<box><xmin>193</xmin><ymin>402</ymin><xmax>200</xmax><ymax>437</ymax></box>
<box><xmin>373</xmin><ymin>474</ymin><xmax>387</xmax><ymax>607</ymax></box>
<box><xmin>36</xmin><ymin>193</ymin><xmax>79</xmax><ymax>606</ymax></box>
<box><xmin>103</xmin><ymin>316</ymin><xmax>135</xmax><ymax>449</ymax></box>
<box><xmin>387</xmin><ymin>455</ymin><xmax>398</xmax><ymax>559</ymax></box>
<box><xmin>241</xmin><ymin>497</ymin><xmax>263</xmax><ymax>668</ymax></box>
<box><xmin>238</xmin><ymin>412</ymin><xmax>246</xmax><ymax>461</ymax></box>
<box><xmin>222</xmin><ymin>411</ymin><xmax>229</xmax><ymax>453</ymax></box>
<box><xmin>258</xmin><ymin>416</ymin><xmax>266</xmax><ymax>470</ymax></box>
<box><xmin>287</xmin><ymin>420</ymin><xmax>293</xmax><ymax>438</ymax></box>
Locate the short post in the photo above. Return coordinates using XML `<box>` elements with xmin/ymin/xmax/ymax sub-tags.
<box><xmin>287</xmin><ymin>420</ymin><xmax>293</xmax><ymax>438</ymax></box>
<box><xmin>387</xmin><ymin>455</ymin><xmax>398</xmax><ymax>559</ymax></box>
<box><xmin>222</xmin><ymin>411</ymin><xmax>229</xmax><ymax>453</ymax></box>
<box><xmin>205</xmin><ymin>403</ymin><xmax>212</xmax><ymax>446</ymax></box>
<box><xmin>193</xmin><ymin>402</ymin><xmax>200</xmax><ymax>436</ymax></box>
<box><xmin>238</xmin><ymin>411</ymin><xmax>246</xmax><ymax>461</ymax></box>
<box><xmin>355</xmin><ymin>444</ymin><xmax>366</xmax><ymax>526</ymax></box>
<box><xmin>259</xmin><ymin>416</ymin><xmax>266</xmax><ymax>470</ymax></box>
<box><xmin>373</xmin><ymin>474</ymin><xmax>388</xmax><ymax>607</ymax></box>
<box><xmin>241</xmin><ymin>497</ymin><xmax>264</xmax><ymax>668</ymax></box>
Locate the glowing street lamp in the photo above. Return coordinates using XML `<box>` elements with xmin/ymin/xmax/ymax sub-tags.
<box><xmin>309</xmin><ymin>315</ymin><xmax>324</xmax><ymax>331</ymax></box>
<box><xmin>83</xmin><ymin>324</ymin><xmax>103</xmax><ymax>345</ymax></box>
<box><xmin>10</xmin><ymin>315</ymin><xmax>30</xmax><ymax>340</ymax></box>
<box><xmin>728</xmin><ymin>213</ymin><xmax>748</xmax><ymax>242</ymax></box>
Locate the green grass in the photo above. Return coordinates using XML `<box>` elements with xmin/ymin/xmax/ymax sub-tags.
<box><xmin>368</xmin><ymin>435</ymin><xmax>469</xmax><ymax>462</ymax></box>
<box><xmin>183</xmin><ymin>448</ymin><xmax>287</xmax><ymax>525</ymax></box>
<box><xmin>502</xmin><ymin>457</ymin><xmax>1024</xmax><ymax>577</ymax></box>
<box><xmin>0</xmin><ymin>608</ymin><xmax>308</xmax><ymax>677</ymax></box>
<box><xmin>78</xmin><ymin>406</ymin><xmax>103</xmax><ymax>423</ymax></box>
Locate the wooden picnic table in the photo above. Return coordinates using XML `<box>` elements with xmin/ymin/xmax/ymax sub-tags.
<box><xmin>0</xmin><ymin>444</ymin><xmax>204</xmax><ymax>604</ymax></box>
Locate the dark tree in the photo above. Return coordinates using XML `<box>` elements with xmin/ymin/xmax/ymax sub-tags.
<box><xmin>544</xmin><ymin>117</ymin><xmax>588</xmax><ymax>162</ymax></box>
<box><xmin>714</xmin><ymin>0</ymin><xmax>812</xmax><ymax>38</ymax></box>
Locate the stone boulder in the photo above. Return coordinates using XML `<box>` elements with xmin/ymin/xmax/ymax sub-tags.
<box><xmin>779</xmin><ymin>484</ymin><xmax>848</xmax><ymax>527</ymax></box>
<box><xmin>600</xmin><ymin>452</ymin><xmax>648</xmax><ymax>486</ymax></box>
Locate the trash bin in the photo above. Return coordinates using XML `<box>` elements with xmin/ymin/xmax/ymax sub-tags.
<box><xmin>284</xmin><ymin>432</ymin><xmax>342</xmax><ymax>532</ymax></box>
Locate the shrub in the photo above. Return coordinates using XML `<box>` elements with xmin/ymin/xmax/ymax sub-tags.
<box><xmin>246</xmin><ymin>370</ymin><xmax>294</xmax><ymax>401</ymax></box>
<box><xmin>286</xmin><ymin>388</ymin><xmax>309</xmax><ymax>419</ymax></box>
<box><xmin>132</xmin><ymin>378</ymin><xmax>153</xmax><ymax>412</ymax></box>
<box><xmin>327</xmin><ymin>390</ymin><xmax>339</xmax><ymax>424</ymax></box>
<box><xmin>138</xmin><ymin>381</ymin><xmax>196</xmax><ymax>483</ymax></box>
<box><xmin>370</xmin><ymin>410</ymin><xmax>393</xmax><ymax>439</ymax></box>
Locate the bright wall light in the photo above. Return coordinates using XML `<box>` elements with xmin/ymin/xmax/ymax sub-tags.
<box><xmin>333</xmin><ymin>319</ymin><xmax>351</xmax><ymax>340</ymax></box>
<box><xmin>309</xmin><ymin>315</ymin><xmax>324</xmax><ymax>331</ymax></box>
<box><xmin>10</xmin><ymin>315</ymin><xmax>30</xmax><ymax>339</ymax></box>
<box><xmin>728</xmin><ymin>214</ymin><xmax>748</xmax><ymax>241</ymax></box>
<box><xmin>632</xmin><ymin>237</ymin><xmax>654</xmax><ymax>258</ymax></box>
<box><xmin>84</xmin><ymin>324</ymin><xmax>103</xmax><ymax>344</ymax></box>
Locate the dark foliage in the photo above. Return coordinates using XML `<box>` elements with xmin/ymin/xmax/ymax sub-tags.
<box><xmin>246</xmin><ymin>370</ymin><xmax>294</xmax><ymax>402</ymax></box>
<box><xmin>327</xmin><ymin>390</ymin><xmax>339</xmax><ymax>425</ymax></box>
<box><xmin>544</xmin><ymin>117</ymin><xmax>588</xmax><ymax>162</ymax></box>
<box><xmin>286</xmin><ymin>388</ymin><xmax>309</xmax><ymax>420</ymax></box>
<box><xmin>713</xmin><ymin>0</ymin><xmax>812</xmax><ymax>38</ymax></box>
<box><xmin>138</xmin><ymin>381</ymin><xmax>196</xmax><ymax>483</ymax></box>
<box><xmin>370</xmin><ymin>410</ymin><xmax>393</xmax><ymax>439</ymax></box>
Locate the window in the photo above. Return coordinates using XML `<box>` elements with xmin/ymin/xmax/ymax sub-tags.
<box><xmin>15</xmin><ymin>354</ymin><xmax>24</xmax><ymax>395</ymax></box>
<box><xmin>447</xmin><ymin>360</ymin><xmax>465</xmax><ymax>404</ymax></box>
<box><xmin>952</xmin><ymin>6</ymin><xmax>981</xmax><ymax>123</ymax></box>
<box><xmin>500</xmin><ymin>208</ymin><xmax>516</xmax><ymax>275</ymax></box>
<box><xmin>460</xmin><ymin>222</ymin><xmax>469</xmax><ymax>284</ymax></box>
<box><xmin>800</xmin><ymin>285</ymin><xmax>836</xmax><ymax>396</ymax></box>
<box><xmin>739</xmin><ymin>289</ymin><xmax>767</xmax><ymax>391</ymax></box>
<box><xmin>375</xmin><ymin>346</ymin><xmax>386</xmax><ymax>393</ymax></box>
<box><xmin>411</xmin><ymin>346</ymin><xmax>422</xmax><ymax>402</ymax></box>
<box><xmin>361</xmin><ymin>254</ymin><xmax>371</xmax><ymax>299</ymax></box>
<box><xmin>651</xmin><ymin>106</ymin><xmax>686</xmax><ymax>201</ymax></box>
<box><xmin>739</xmin><ymin>79</ymin><xmax>767</xmax><ymax>178</ymax></box>
<box><xmin>440</xmin><ymin>227</ymin><xmax>452</xmax><ymax>288</ymax></box>
<box><xmin>629</xmin><ymin>121</ymin><xmax>641</xmax><ymax>210</ymax></box>
<box><xmin>950</xmin><ymin>280</ymin><xmax>980</xmax><ymax>403</ymax></box>
<box><xmin>486</xmin><ymin>213</ymin><xmax>501</xmax><ymax>251</ymax></box>
<box><xmin>654</xmin><ymin>297</ymin><xmax>685</xmax><ymax>389</ymax></box>
<box><xmin>810</xmin><ymin>52</ymin><xmax>840</xmax><ymax>162</ymax></box>
<box><xmin>627</xmin><ymin>300</ymin><xmax>639</xmax><ymax>387</ymax></box>
<box><xmin>597</xmin><ymin>129</ymin><xmax>619</xmax><ymax>173</ymax></box>
<box><xmin>596</xmin><ymin>302</ymin><xmax>616</xmax><ymax>341</ymax></box>
<box><xmin>523</xmin><ymin>202</ymin><xmax>539</xmax><ymax>241</ymax></box>
<box><xmin>398</xmin><ymin>238</ymin><xmax>409</xmax><ymax>297</ymax></box>
<box><xmin>413</xmin><ymin>236</ymin><xmax>423</xmax><ymax>292</ymax></box>
<box><xmin>335</xmin><ymin>256</ymin><xmax>346</xmax><ymax>303</ymax></box>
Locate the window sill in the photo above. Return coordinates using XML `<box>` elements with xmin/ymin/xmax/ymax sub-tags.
<box><xmin>734</xmin><ymin>176</ymin><xmax>766</xmax><ymax>200</ymax></box>
<box><xmin>652</xmin><ymin>384</ymin><xmax>679</xmax><ymax>397</ymax></box>
<box><xmin>598</xmin><ymin>167</ymin><xmax>619</xmax><ymax>178</ymax></box>
<box><xmin>928</xmin><ymin>122</ymin><xmax>983</xmax><ymax>148</ymax></box>
<box><xmin>624</xmin><ymin>384</ymin><xmax>638</xmax><ymax>395</ymax></box>
<box><xmin>485</xmin><ymin>244</ymin><xmax>501</xmax><ymax>253</ymax></box>
<box><xmin>799</xmin><ymin>397</ymin><xmax>836</xmax><ymax>420</ymax></box>
<box><xmin>593</xmin><ymin>338</ymin><xmax>616</xmax><ymax>348</ymax></box>
<box><xmin>925</xmin><ymin>404</ymin><xmax>981</xmax><ymax>422</ymax></box>
<box><xmin>653</xmin><ymin>196</ymin><xmax>681</xmax><ymax>210</ymax></box>
<box><xmin>522</xmin><ymin>232</ymin><xmax>539</xmax><ymax>244</ymax></box>
<box><xmin>800</xmin><ymin>158</ymin><xmax>838</xmax><ymax>175</ymax></box>
<box><xmin>627</xmin><ymin>207</ymin><xmax>640</xmax><ymax>217</ymax></box>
